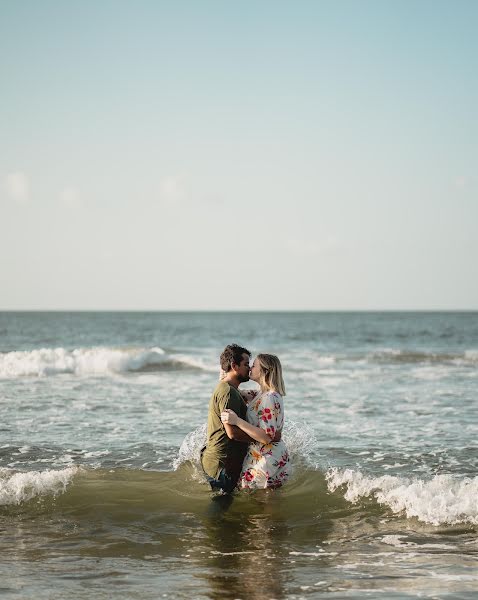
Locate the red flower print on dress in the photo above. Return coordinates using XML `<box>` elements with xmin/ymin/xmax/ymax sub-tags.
<box><xmin>238</xmin><ymin>390</ymin><xmax>290</xmax><ymax>490</ymax></box>
<box><xmin>244</xmin><ymin>470</ymin><xmax>254</xmax><ymax>482</ymax></box>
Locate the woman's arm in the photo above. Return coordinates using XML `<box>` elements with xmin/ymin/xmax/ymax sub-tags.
<box><xmin>222</xmin><ymin>422</ymin><xmax>255</xmax><ymax>443</ymax></box>
<box><xmin>221</xmin><ymin>409</ymin><xmax>272</xmax><ymax>445</ymax></box>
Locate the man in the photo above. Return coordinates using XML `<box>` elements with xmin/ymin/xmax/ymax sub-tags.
<box><xmin>201</xmin><ymin>344</ymin><xmax>253</xmax><ymax>494</ymax></box>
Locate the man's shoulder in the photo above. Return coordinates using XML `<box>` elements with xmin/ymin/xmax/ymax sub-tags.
<box><xmin>210</xmin><ymin>381</ymin><xmax>232</xmax><ymax>405</ymax></box>
<box><xmin>211</xmin><ymin>381</ymin><xmax>243</xmax><ymax>409</ymax></box>
<box><xmin>212</xmin><ymin>381</ymin><xmax>230</xmax><ymax>396</ymax></box>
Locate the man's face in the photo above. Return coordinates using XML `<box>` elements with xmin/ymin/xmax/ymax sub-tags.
<box><xmin>234</xmin><ymin>353</ymin><xmax>250</xmax><ymax>383</ymax></box>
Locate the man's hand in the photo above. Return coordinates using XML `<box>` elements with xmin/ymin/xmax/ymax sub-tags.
<box><xmin>221</xmin><ymin>409</ymin><xmax>239</xmax><ymax>426</ymax></box>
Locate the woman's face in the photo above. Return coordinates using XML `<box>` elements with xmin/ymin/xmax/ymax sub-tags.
<box><xmin>249</xmin><ymin>358</ymin><xmax>262</xmax><ymax>383</ymax></box>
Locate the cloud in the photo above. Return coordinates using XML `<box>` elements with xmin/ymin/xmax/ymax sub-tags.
<box><xmin>4</xmin><ymin>171</ymin><xmax>30</xmax><ymax>202</ymax></box>
<box><xmin>59</xmin><ymin>187</ymin><xmax>82</xmax><ymax>208</ymax></box>
<box><xmin>455</xmin><ymin>176</ymin><xmax>466</xmax><ymax>189</ymax></box>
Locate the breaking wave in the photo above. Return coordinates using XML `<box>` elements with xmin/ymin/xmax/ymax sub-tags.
<box><xmin>326</xmin><ymin>467</ymin><xmax>478</xmax><ymax>526</ymax></box>
<box><xmin>0</xmin><ymin>466</ymin><xmax>78</xmax><ymax>505</ymax></box>
<box><xmin>1</xmin><ymin>462</ymin><xmax>477</xmax><ymax>528</ymax></box>
<box><xmin>0</xmin><ymin>346</ymin><xmax>216</xmax><ymax>378</ymax></box>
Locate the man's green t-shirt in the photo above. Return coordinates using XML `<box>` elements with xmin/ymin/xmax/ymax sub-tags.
<box><xmin>201</xmin><ymin>381</ymin><xmax>248</xmax><ymax>481</ymax></box>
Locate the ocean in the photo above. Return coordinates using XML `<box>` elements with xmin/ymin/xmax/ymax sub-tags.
<box><xmin>0</xmin><ymin>311</ymin><xmax>477</xmax><ymax>599</ymax></box>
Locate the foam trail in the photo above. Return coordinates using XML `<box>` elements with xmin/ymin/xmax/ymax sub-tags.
<box><xmin>326</xmin><ymin>468</ymin><xmax>478</xmax><ymax>526</ymax></box>
<box><xmin>0</xmin><ymin>467</ymin><xmax>78</xmax><ymax>505</ymax></box>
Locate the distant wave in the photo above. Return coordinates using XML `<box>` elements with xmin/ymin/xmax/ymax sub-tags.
<box><xmin>308</xmin><ymin>349</ymin><xmax>478</xmax><ymax>367</ymax></box>
<box><xmin>0</xmin><ymin>346</ymin><xmax>216</xmax><ymax>378</ymax></box>
<box><xmin>326</xmin><ymin>467</ymin><xmax>478</xmax><ymax>526</ymax></box>
<box><xmin>368</xmin><ymin>348</ymin><xmax>478</xmax><ymax>365</ymax></box>
<box><xmin>2</xmin><ymin>346</ymin><xmax>476</xmax><ymax>378</ymax></box>
<box><xmin>312</xmin><ymin>348</ymin><xmax>478</xmax><ymax>366</ymax></box>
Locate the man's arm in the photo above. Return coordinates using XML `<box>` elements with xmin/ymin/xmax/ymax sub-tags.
<box><xmin>222</xmin><ymin>388</ymin><xmax>255</xmax><ymax>442</ymax></box>
<box><xmin>223</xmin><ymin>412</ymin><xmax>272</xmax><ymax>444</ymax></box>
<box><xmin>223</xmin><ymin>422</ymin><xmax>254</xmax><ymax>443</ymax></box>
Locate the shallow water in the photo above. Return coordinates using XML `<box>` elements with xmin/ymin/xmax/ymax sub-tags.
<box><xmin>0</xmin><ymin>312</ymin><xmax>477</xmax><ymax>598</ymax></box>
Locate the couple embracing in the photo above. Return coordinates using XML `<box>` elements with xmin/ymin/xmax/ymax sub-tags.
<box><xmin>201</xmin><ymin>344</ymin><xmax>290</xmax><ymax>494</ymax></box>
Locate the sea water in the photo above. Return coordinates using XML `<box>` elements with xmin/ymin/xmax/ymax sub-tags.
<box><xmin>0</xmin><ymin>311</ymin><xmax>477</xmax><ymax>599</ymax></box>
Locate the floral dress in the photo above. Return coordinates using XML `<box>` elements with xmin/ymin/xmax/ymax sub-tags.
<box><xmin>239</xmin><ymin>390</ymin><xmax>290</xmax><ymax>489</ymax></box>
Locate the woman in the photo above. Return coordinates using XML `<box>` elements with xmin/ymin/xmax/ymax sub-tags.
<box><xmin>221</xmin><ymin>353</ymin><xmax>290</xmax><ymax>489</ymax></box>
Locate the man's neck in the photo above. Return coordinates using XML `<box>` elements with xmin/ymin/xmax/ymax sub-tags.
<box><xmin>223</xmin><ymin>374</ymin><xmax>240</xmax><ymax>389</ymax></box>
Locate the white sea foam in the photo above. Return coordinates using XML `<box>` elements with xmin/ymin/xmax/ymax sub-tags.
<box><xmin>282</xmin><ymin>420</ymin><xmax>320</xmax><ymax>467</ymax></box>
<box><xmin>0</xmin><ymin>346</ymin><xmax>213</xmax><ymax>378</ymax></box>
<box><xmin>464</xmin><ymin>349</ymin><xmax>478</xmax><ymax>363</ymax></box>
<box><xmin>381</xmin><ymin>535</ymin><xmax>457</xmax><ymax>550</ymax></box>
<box><xmin>326</xmin><ymin>468</ymin><xmax>478</xmax><ymax>526</ymax></box>
<box><xmin>0</xmin><ymin>467</ymin><xmax>78</xmax><ymax>505</ymax></box>
<box><xmin>173</xmin><ymin>420</ymin><xmax>319</xmax><ymax>471</ymax></box>
<box><xmin>317</xmin><ymin>356</ymin><xmax>336</xmax><ymax>366</ymax></box>
<box><xmin>173</xmin><ymin>423</ymin><xmax>207</xmax><ymax>470</ymax></box>
<box><xmin>290</xmin><ymin>550</ymin><xmax>338</xmax><ymax>557</ymax></box>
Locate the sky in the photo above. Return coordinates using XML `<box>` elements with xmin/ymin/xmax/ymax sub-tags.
<box><xmin>1</xmin><ymin>0</ymin><xmax>477</xmax><ymax>310</ymax></box>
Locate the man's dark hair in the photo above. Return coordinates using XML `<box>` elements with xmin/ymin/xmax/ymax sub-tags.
<box><xmin>220</xmin><ymin>344</ymin><xmax>251</xmax><ymax>373</ymax></box>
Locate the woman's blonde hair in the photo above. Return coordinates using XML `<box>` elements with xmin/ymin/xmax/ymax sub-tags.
<box><xmin>256</xmin><ymin>353</ymin><xmax>286</xmax><ymax>396</ymax></box>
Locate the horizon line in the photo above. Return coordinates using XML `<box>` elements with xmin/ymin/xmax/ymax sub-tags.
<box><xmin>1</xmin><ymin>309</ymin><xmax>477</xmax><ymax>313</ymax></box>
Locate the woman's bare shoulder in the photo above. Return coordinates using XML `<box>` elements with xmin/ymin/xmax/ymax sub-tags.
<box><xmin>239</xmin><ymin>388</ymin><xmax>260</xmax><ymax>403</ymax></box>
